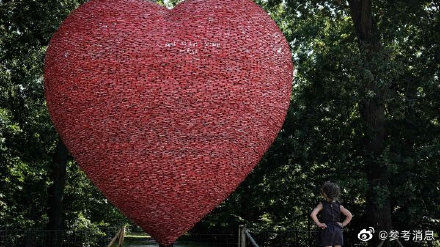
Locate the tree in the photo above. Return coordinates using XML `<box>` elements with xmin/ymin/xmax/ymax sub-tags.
<box><xmin>347</xmin><ymin>1</ymin><xmax>391</xmax><ymax>244</ymax></box>
<box><xmin>46</xmin><ymin>140</ymin><xmax>68</xmax><ymax>247</ymax></box>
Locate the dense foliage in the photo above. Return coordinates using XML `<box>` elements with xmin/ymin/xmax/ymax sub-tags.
<box><xmin>1</xmin><ymin>0</ymin><xmax>439</xmax><ymax>246</ymax></box>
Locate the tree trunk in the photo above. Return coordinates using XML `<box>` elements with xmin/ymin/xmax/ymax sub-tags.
<box><xmin>46</xmin><ymin>140</ymin><xmax>69</xmax><ymax>247</ymax></box>
<box><xmin>347</xmin><ymin>0</ymin><xmax>392</xmax><ymax>245</ymax></box>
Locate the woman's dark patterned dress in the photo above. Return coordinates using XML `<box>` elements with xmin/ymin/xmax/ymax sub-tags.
<box><xmin>318</xmin><ymin>200</ymin><xmax>344</xmax><ymax>246</ymax></box>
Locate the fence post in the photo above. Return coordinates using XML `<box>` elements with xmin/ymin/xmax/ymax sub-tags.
<box><xmin>238</xmin><ymin>225</ymin><xmax>246</xmax><ymax>247</ymax></box>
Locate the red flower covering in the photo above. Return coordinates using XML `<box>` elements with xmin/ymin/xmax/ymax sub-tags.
<box><xmin>44</xmin><ymin>0</ymin><xmax>293</xmax><ymax>245</ymax></box>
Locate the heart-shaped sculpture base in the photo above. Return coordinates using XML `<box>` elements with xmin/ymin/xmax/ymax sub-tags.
<box><xmin>44</xmin><ymin>0</ymin><xmax>293</xmax><ymax>244</ymax></box>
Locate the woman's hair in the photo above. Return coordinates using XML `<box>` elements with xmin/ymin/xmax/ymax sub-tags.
<box><xmin>321</xmin><ymin>181</ymin><xmax>340</xmax><ymax>200</ymax></box>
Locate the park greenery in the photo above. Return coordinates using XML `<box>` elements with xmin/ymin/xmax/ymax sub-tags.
<box><xmin>1</xmin><ymin>0</ymin><xmax>439</xmax><ymax>246</ymax></box>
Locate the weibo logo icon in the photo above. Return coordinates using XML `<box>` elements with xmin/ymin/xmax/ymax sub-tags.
<box><xmin>358</xmin><ymin>227</ymin><xmax>375</xmax><ymax>242</ymax></box>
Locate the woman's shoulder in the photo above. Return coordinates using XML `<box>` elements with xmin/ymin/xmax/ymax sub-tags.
<box><xmin>334</xmin><ymin>200</ymin><xmax>343</xmax><ymax>208</ymax></box>
<box><xmin>314</xmin><ymin>200</ymin><xmax>325</xmax><ymax>207</ymax></box>
<box><xmin>319</xmin><ymin>199</ymin><xmax>328</xmax><ymax>206</ymax></box>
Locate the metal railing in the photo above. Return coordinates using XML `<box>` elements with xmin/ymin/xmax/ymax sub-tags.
<box><xmin>238</xmin><ymin>225</ymin><xmax>260</xmax><ymax>247</ymax></box>
<box><xmin>244</xmin><ymin>228</ymin><xmax>260</xmax><ymax>247</ymax></box>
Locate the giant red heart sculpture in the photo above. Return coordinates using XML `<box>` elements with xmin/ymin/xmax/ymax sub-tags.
<box><xmin>44</xmin><ymin>0</ymin><xmax>293</xmax><ymax>245</ymax></box>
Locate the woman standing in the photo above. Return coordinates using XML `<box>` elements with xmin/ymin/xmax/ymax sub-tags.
<box><xmin>310</xmin><ymin>181</ymin><xmax>353</xmax><ymax>247</ymax></box>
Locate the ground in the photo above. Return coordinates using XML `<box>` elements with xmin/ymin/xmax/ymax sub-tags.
<box><xmin>113</xmin><ymin>233</ymin><xmax>218</xmax><ymax>247</ymax></box>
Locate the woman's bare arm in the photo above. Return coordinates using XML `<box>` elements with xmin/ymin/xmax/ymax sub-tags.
<box><xmin>310</xmin><ymin>202</ymin><xmax>327</xmax><ymax>229</ymax></box>
<box><xmin>339</xmin><ymin>205</ymin><xmax>353</xmax><ymax>227</ymax></box>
